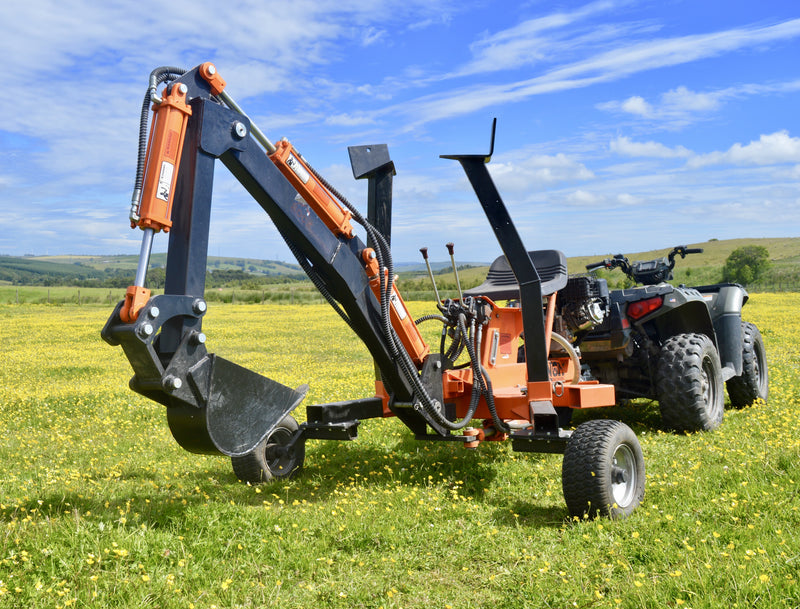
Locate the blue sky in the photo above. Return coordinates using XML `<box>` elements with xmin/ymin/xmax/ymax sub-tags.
<box><xmin>1</xmin><ymin>0</ymin><xmax>799</xmax><ymax>265</ymax></box>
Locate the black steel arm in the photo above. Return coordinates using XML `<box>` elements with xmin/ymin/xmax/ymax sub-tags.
<box><xmin>441</xmin><ymin>121</ymin><xmax>550</xmax><ymax>384</ymax></box>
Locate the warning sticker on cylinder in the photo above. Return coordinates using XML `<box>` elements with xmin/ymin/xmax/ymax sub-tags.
<box><xmin>286</xmin><ymin>154</ymin><xmax>311</xmax><ymax>184</ymax></box>
<box><xmin>156</xmin><ymin>161</ymin><xmax>174</xmax><ymax>201</ymax></box>
<box><xmin>390</xmin><ymin>290</ymin><xmax>407</xmax><ymax>320</ymax></box>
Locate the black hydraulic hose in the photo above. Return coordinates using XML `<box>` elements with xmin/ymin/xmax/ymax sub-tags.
<box><xmin>407</xmin><ymin>313</ymin><xmax>477</xmax><ymax>431</ymax></box>
<box><xmin>132</xmin><ymin>67</ymin><xmax>187</xmax><ymax>197</ymax></box>
<box><xmin>461</xmin><ymin>315</ymin><xmax>510</xmax><ymax>434</ymax></box>
<box><xmin>133</xmin><ymin>93</ymin><xmax>150</xmax><ymax>195</ymax></box>
<box><xmin>285</xmin><ymin>239</ymin><xmax>355</xmax><ymax>332</ymax></box>
<box><xmin>414</xmin><ymin>314</ymin><xmax>448</xmax><ymax>325</ymax></box>
<box><xmin>479</xmin><ymin>363</ymin><xmax>508</xmax><ymax>433</ymax></box>
<box><xmin>307</xmin><ymin>165</ymin><xmax>434</xmax><ymax>394</ymax></box>
<box><xmin>306</xmin><ymin>164</ymin><xmax>396</xmax><ymax>346</ymax></box>
<box><xmin>444</xmin><ymin>321</ymin><xmax>463</xmax><ymax>362</ymax></box>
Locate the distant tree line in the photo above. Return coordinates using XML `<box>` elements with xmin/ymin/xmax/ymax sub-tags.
<box><xmin>0</xmin><ymin>260</ymin><xmax>307</xmax><ymax>289</ymax></box>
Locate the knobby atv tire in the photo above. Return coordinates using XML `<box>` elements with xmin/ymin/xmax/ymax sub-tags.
<box><xmin>726</xmin><ymin>321</ymin><xmax>769</xmax><ymax>408</ymax></box>
<box><xmin>656</xmin><ymin>333</ymin><xmax>724</xmax><ymax>432</ymax></box>
<box><xmin>562</xmin><ymin>419</ymin><xmax>645</xmax><ymax>520</ymax></box>
<box><xmin>231</xmin><ymin>415</ymin><xmax>304</xmax><ymax>484</ymax></box>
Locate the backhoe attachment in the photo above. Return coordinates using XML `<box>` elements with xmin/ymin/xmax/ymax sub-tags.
<box><xmin>103</xmin><ymin>63</ymin><xmax>645</xmax><ymax>519</ymax></box>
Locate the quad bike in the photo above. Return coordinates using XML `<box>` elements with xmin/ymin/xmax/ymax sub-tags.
<box><xmin>556</xmin><ymin>246</ymin><xmax>769</xmax><ymax>432</ymax></box>
<box><xmin>102</xmin><ymin>63</ymin><xmax>646</xmax><ymax>519</ymax></box>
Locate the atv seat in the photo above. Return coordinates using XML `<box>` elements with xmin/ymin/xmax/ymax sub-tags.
<box><xmin>464</xmin><ymin>249</ymin><xmax>568</xmax><ymax>301</ymax></box>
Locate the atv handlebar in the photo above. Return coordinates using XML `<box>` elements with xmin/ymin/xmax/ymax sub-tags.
<box><xmin>586</xmin><ymin>246</ymin><xmax>703</xmax><ymax>285</ymax></box>
<box><xmin>585</xmin><ymin>254</ymin><xmax>631</xmax><ymax>274</ymax></box>
<box><xmin>668</xmin><ymin>245</ymin><xmax>703</xmax><ymax>265</ymax></box>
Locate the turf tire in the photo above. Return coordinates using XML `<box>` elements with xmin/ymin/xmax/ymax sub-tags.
<box><xmin>231</xmin><ymin>415</ymin><xmax>304</xmax><ymax>484</ymax></box>
<box><xmin>562</xmin><ymin>419</ymin><xmax>645</xmax><ymax>520</ymax></box>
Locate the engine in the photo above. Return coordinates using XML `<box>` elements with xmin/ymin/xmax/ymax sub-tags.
<box><xmin>557</xmin><ymin>275</ymin><xmax>609</xmax><ymax>337</ymax></box>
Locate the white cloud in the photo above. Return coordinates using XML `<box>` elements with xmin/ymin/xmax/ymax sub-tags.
<box><xmin>599</xmin><ymin>80</ymin><xmax>800</xmax><ymax>127</ymax></box>
<box><xmin>490</xmin><ymin>153</ymin><xmax>595</xmax><ymax>193</ymax></box>
<box><xmin>566</xmin><ymin>189</ymin><xmax>602</xmax><ymax>206</ymax></box>
<box><xmin>621</xmin><ymin>96</ymin><xmax>652</xmax><ymax>117</ymax></box>
<box><xmin>616</xmin><ymin>193</ymin><xmax>642</xmax><ymax>206</ymax></box>
<box><xmin>459</xmin><ymin>0</ymin><xmax>629</xmax><ymax>76</ymax></box>
<box><xmin>610</xmin><ymin>136</ymin><xmax>692</xmax><ymax>158</ymax></box>
<box><xmin>325</xmin><ymin>113</ymin><xmax>378</xmax><ymax>127</ymax></box>
<box><xmin>689</xmin><ymin>131</ymin><xmax>800</xmax><ymax>168</ymax></box>
<box><xmin>661</xmin><ymin>86</ymin><xmax>720</xmax><ymax>113</ymax></box>
<box><xmin>600</xmin><ymin>86</ymin><xmax>722</xmax><ymax>124</ymax></box>
<box><xmin>361</xmin><ymin>27</ymin><xmax>387</xmax><ymax>46</ymax></box>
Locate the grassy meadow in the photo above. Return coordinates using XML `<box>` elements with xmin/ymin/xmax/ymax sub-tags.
<box><xmin>0</xmin><ymin>296</ymin><xmax>798</xmax><ymax>608</ymax></box>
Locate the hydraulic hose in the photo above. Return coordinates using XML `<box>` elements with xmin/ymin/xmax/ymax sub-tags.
<box><xmin>284</xmin><ymin>238</ymin><xmax>355</xmax><ymax>333</ymax></box>
<box><xmin>130</xmin><ymin>67</ymin><xmax>187</xmax><ymax>223</ymax></box>
<box><xmin>461</xmin><ymin>315</ymin><xmax>510</xmax><ymax>434</ymax></box>
<box><xmin>414</xmin><ymin>314</ymin><xmax>448</xmax><ymax>325</ymax></box>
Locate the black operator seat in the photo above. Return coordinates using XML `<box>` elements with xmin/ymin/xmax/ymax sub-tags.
<box><xmin>463</xmin><ymin>250</ymin><xmax>568</xmax><ymax>300</ymax></box>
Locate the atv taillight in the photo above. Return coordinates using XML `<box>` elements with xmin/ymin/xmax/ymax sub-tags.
<box><xmin>627</xmin><ymin>296</ymin><xmax>663</xmax><ymax>320</ymax></box>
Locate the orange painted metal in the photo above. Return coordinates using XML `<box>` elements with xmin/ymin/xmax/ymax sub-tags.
<box><xmin>134</xmin><ymin>85</ymin><xmax>192</xmax><ymax>233</ymax></box>
<box><xmin>269</xmin><ymin>140</ymin><xmax>354</xmax><ymax>239</ymax></box>
<box><xmin>439</xmin><ymin>300</ymin><xmax>616</xmax><ymax>423</ymax></box>
<box><xmin>362</xmin><ymin>248</ymin><xmax>429</xmax><ymax>366</ymax></box>
<box><xmin>120</xmin><ymin>286</ymin><xmax>151</xmax><ymax>324</ymax></box>
<box><xmin>199</xmin><ymin>62</ymin><xmax>226</xmax><ymax>95</ymax></box>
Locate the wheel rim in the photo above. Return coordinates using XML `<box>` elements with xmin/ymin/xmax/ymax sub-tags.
<box><xmin>754</xmin><ymin>345</ymin><xmax>768</xmax><ymax>396</ymax></box>
<box><xmin>611</xmin><ymin>443</ymin><xmax>638</xmax><ymax>508</ymax></box>
<box><xmin>701</xmin><ymin>356</ymin><xmax>719</xmax><ymax>415</ymax></box>
<box><xmin>265</xmin><ymin>428</ymin><xmax>295</xmax><ymax>474</ymax></box>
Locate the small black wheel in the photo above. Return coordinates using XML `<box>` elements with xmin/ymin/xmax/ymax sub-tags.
<box><xmin>656</xmin><ymin>333</ymin><xmax>724</xmax><ymax>432</ymax></box>
<box><xmin>562</xmin><ymin>419</ymin><xmax>645</xmax><ymax>519</ymax></box>
<box><xmin>726</xmin><ymin>321</ymin><xmax>769</xmax><ymax>408</ymax></box>
<box><xmin>231</xmin><ymin>415</ymin><xmax>304</xmax><ymax>483</ymax></box>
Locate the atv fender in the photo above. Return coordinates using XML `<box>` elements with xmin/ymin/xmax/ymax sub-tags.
<box><xmin>695</xmin><ymin>284</ymin><xmax>748</xmax><ymax>378</ymax></box>
<box><xmin>648</xmin><ymin>299</ymin><xmax>716</xmax><ymax>349</ymax></box>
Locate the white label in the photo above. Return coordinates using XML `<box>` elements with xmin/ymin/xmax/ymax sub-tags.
<box><xmin>156</xmin><ymin>161</ymin><xmax>174</xmax><ymax>201</ymax></box>
<box><xmin>286</xmin><ymin>154</ymin><xmax>311</xmax><ymax>184</ymax></box>
<box><xmin>390</xmin><ymin>290</ymin><xmax>407</xmax><ymax>320</ymax></box>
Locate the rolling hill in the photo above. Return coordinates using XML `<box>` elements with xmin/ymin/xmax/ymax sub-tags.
<box><xmin>1</xmin><ymin>237</ymin><xmax>797</xmax><ymax>290</ymax></box>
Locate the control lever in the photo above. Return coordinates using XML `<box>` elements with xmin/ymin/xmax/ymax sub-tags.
<box><xmin>446</xmin><ymin>242</ymin><xmax>464</xmax><ymax>302</ymax></box>
<box><xmin>419</xmin><ymin>247</ymin><xmax>442</xmax><ymax>305</ymax></box>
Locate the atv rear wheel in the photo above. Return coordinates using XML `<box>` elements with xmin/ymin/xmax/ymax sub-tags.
<box><xmin>231</xmin><ymin>415</ymin><xmax>304</xmax><ymax>483</ymax></box>
<box><xmin>656</xmin><ymin>333</ymin><xmax>724</xmax><ymax>432</ymax></box>
<box><xmin>562</xmin><ymin>419</ymin><xmax>645</xmax><ymax>520</ymax></box>
<box><xmin>726</xmin><ymin>322</ymin><xmax>769</xmax><ymax>408</ymax></box>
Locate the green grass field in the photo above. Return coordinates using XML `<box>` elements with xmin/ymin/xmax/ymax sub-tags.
<box><xmin>0</xmin><ymin>297</ymin><xmax>798</xmax><ymax>608</ymax></box>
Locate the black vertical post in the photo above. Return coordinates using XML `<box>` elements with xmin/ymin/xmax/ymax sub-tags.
<box><xmin>348</xmin><ymin>144</ymin><xmax>395</xmax><ymax>246</ymax></box>
<box><xmin>348</xmin><ymin>144</ymin><xmax>397</xmax><ymax>390</ymax></box>
<box><xmin>161</xmin><ymin>98</ymin><xmax>216</xmax><ymax>352</ymax></box>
